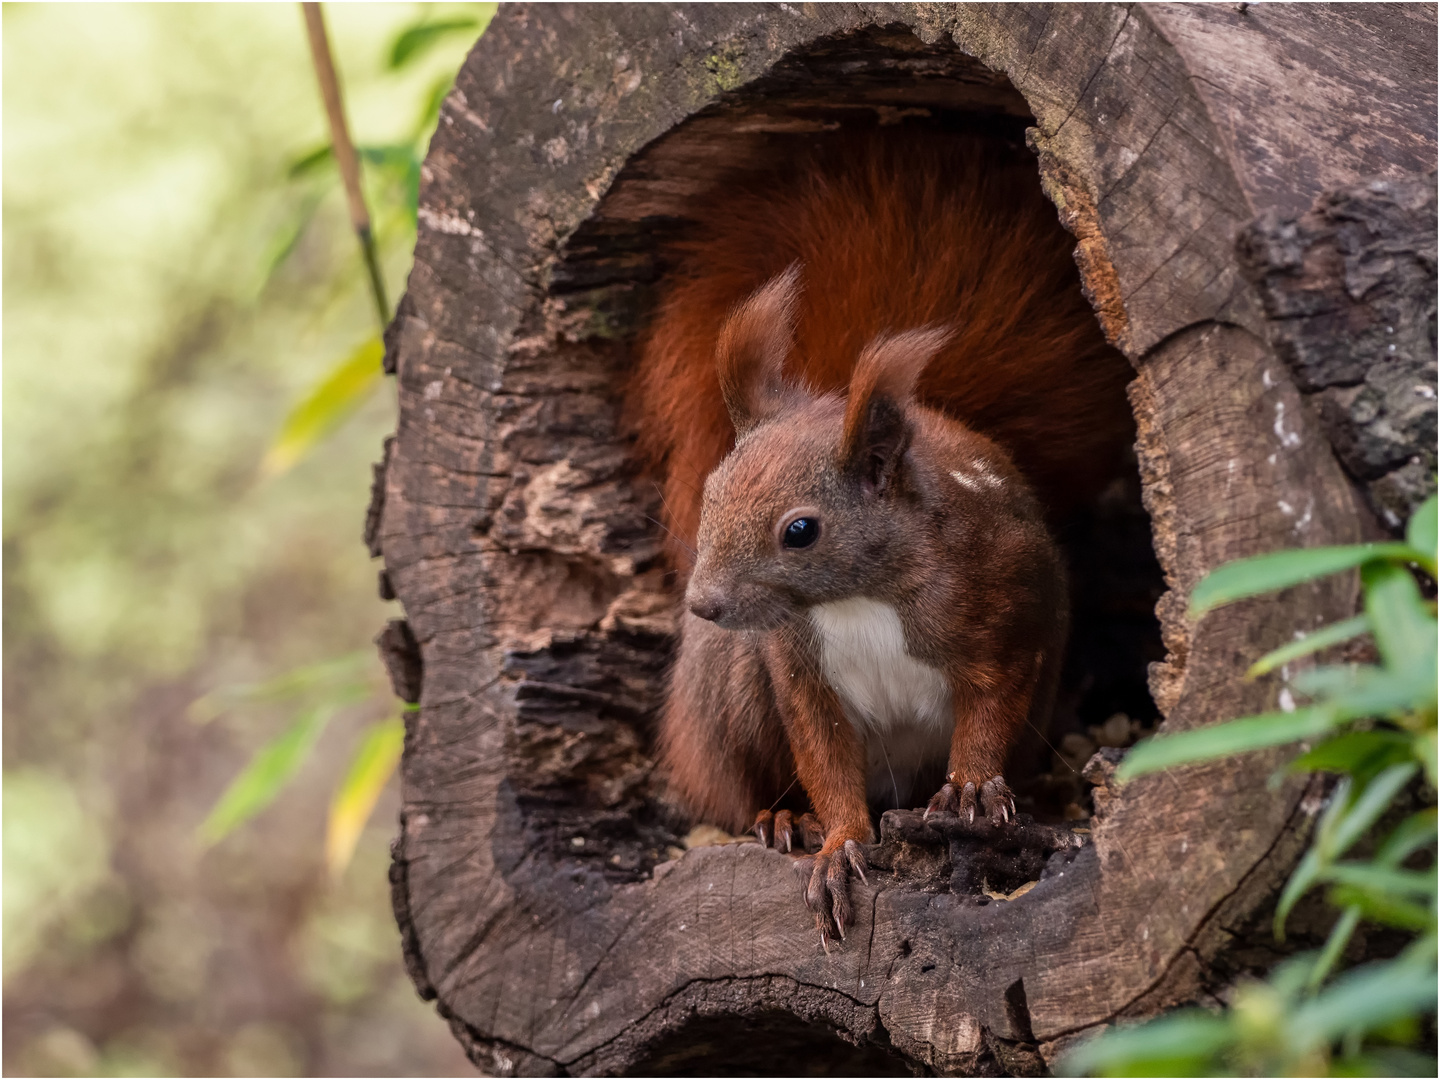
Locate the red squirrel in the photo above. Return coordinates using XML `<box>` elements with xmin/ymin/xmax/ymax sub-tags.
<box><xmin>625</xmin><ymin>131</ymin><xmax>1132</xmax><ymax>939</ymax></box>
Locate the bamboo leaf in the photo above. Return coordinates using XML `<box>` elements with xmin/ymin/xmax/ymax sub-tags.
<box><xmin>1362</xmin><ymin>561</ymin><xmax>1438</xmax><ymax>678</ymax></box>
<box><xmin>1322</xmin><ymin>862</ymin><xmax>1435</xmax><ymax>898</ymax></box>
<box><xmin>1060</xmin><ymin>1012</ymin><xmax>1233</xmax><ymax>1077</ymax></box>
<box><xmin>1375</xmin><ymin>808</ymin><xmax>1437</xmax><ymax>868</ymax></box>
<box><xmin>325</xmin><ymin>717</ymin><xmax>405</xmax><ymax>878</ymax></box>
<box><xmin>387</xmin><ymin>18</ymin><xmax>479</xmax><ymax>69</ymax></box>
<box><xmin>1307</xmin><ymin>905</ymin><xmax>1362</xmax><ymax>990</ymax></box>
<box><xmin>1286</xmin><ymin>729</ymin><xmax>1414</xmax><ymax>781</ymax></box>
<box><xmin>1115</xmin><ymin>707</ymin><xmax>1339</xmax><ymax>782</ymax></box>
<box><xmin>1328</xmin><ymin>762</ymin><xmax>1420</xmax><ymax>857</ymax></box>
<box><xmin>1189</xmin><ymin>543</ymin><xmax>1416</xmax><ymax>618</ymax></box>
<box><xmin>187</xmin><ymin>650</ymin><xmax>370</xmax><ymax>723</ymax></box>
<box><xmin>261</xmin><ymin>337</ymin><xmax>384</xmax><ymax>478</ymax></box>
<box><xmin>1290</xmin><ymin>960</ymin><xmax>1438</xmax><ymax>1050</ymax></box>
<box><xmin>1276</xmin><ymin>777</ymin><xmax>1351</xmax><ymax>937</ymax></box>
<box><xmin>198</xmin><ymin>705</ymin><xmax>334</xmax><ymax>845</ymax></box>
<box><xmin>287</xmin><ymin>142</ymin><xmax>334</xmax><ymax>179</ymax></box>
<box><xmin>1247</xmin><ymin>615</ymin><xmax>1371</xmax><ymax>679</ymax></box>
<box><xmin>261</xmin><ymin>189</ymin><xmax>326</xmax><ymax>285</ymax></box>
<box><xmin>1405</xmin><ymin>491</ymin><xmax>1436</xmax><ymax>563</ymax></box>
<box><xmin>1325</xmin><ymin>885</ymin><xmax>1436</xmax><ymax>932</ymax></box>
<box><xmin>413</xmin><ymin>72</ymin><xmax>455</xmax><ymax>141</ymax></box>
<box><xmin>1294</xmin><ymin>663</ymin><xmax>1438</xmax><ymax>724</ymax></box>
<box><xmin>1290</xmin><ymin>663</ymin><xmax>1364</xmax><ymax>698</ymax></box>
<box><xmin>1275</xmin><ymin>848</ymin><xmax>1324</xmax><ymax>940</ymax></box>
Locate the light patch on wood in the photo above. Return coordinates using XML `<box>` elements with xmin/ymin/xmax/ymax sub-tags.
<box><xmin>983</xmin><ymin>879</ymin><xmax>1038</xmax><ymax>901</ymax></box>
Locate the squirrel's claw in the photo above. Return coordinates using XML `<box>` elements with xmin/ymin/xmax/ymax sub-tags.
<box><xmin>798</xmin><ymin>812</ymin><xmax>826</xmax><ymax>853</ymax></box>
<box><xmin>844</xmin><ymin>839</ymin><xmax>868</xmax><ymax>885</ymax></box>
<box><xmin>753</xmin><ymin>809</ymin><xmax>774</xmax><ymax>848</ymax></box>
<box><xmin>798</xmin><ymin>840</ymin><xmax>869</xmax><ymax>945</ymax></box>
<box><xmin>774</xmin><ymin>809</ymin><xmax>794</xmax><ymax>853</ymax></box>
<box><xmin>926</xmin><ymin>778</ymin><xmax>1016</xmax><ymax>827</ymax></box>
<box><xmin>924</xmin><ymin>782</ymin><xmax>959</xmax><ymax>818</ymax></box>
<box><xmin>979</xmin><ymin>776</ymin><xmax>1017</xmax><ymax>826</ymax></box>
<box><xmin>755</xmin><ymin>808</ymin><xmax>803</xmax><ymax>851</ymax></box>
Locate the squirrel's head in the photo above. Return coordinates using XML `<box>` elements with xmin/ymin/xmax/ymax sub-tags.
<box><xmin>685</xmin><ymin>265</ymin><xmax>952</xmax><ymax>630</ymax></box>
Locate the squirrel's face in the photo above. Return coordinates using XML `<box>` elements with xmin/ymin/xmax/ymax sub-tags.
<box><xmin>686</xmin><ymin>399</ymin><xmax>909</xmax><ymax>631</ymax></box>
<box><xmin>686</xmin><ymin>265</ymin><xmax>952</xmax><ymax>630</ymax></box>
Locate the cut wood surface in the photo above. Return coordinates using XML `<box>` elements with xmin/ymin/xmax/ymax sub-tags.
<box><xmin>370</xmin><ymin>4</ymin><xmax>1437</xmax><ymax>1074</ymax></box>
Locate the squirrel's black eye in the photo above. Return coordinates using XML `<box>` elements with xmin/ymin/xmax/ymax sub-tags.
<box><xmin>783</xmin><ymin>517</ymin><xmax>819</xmax><ymax>549</ymax></box>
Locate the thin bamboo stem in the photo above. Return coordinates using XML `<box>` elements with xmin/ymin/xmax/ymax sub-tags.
<box><xmin>300</xmin><ymin>2</ymin><xmax>390</xmax><ymax>331</ymax></box>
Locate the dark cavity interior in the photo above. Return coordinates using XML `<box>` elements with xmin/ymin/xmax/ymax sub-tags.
<box><xmin>627</xmin><ymin>1011</ymin><xmax>915</xmax><ymax>1077</ymax></box>
<box><xmin>554</xmin><ymin>25</ymin><xmax>1165</xmax><ymax>835</ymax></box>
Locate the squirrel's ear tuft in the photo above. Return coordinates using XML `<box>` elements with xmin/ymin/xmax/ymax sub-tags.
<box><xmin>716</xmin><ymin>264</ymin><xmax>803</xmax><ymax>437</ymax></box>
<box><xmin>839</xmin><ymin>325</ymin><xmax>953</xmax><ymax>491</ymax></box>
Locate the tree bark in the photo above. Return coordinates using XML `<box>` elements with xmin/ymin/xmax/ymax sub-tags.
<box><xmin>370</xmin><ymin>4</ymin><xmax>1436</xmax><ymax>1074</ymax></box>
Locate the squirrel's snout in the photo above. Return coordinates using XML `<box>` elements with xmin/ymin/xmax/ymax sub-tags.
<box><xmin>687</xmin><ymin>588</ymin><xmax>728</xmax><ymax>623</ymax></box>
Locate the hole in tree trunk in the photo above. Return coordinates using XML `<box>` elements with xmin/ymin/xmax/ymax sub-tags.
<box><xmin>552</xmin><ymin>23</ymin><xmax>1164</xmax><ymax>843</ymax></box>
<box><xmin>627</xmin><ymin>1010</ymin><xmax>915</xmax><ymax>1077</ymax></box>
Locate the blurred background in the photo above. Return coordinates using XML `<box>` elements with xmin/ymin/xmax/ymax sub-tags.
<box><xmin>4</xmin><ymin>4</ymin><xmax>491</xmax><ymax>1074</ymax></box>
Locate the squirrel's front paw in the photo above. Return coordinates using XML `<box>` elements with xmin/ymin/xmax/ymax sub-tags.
<box><xmin>795</xmin><ymin>839</ymin><xmax>868</xmax><ymax>945</ymax></box>
<box><xmin>924</xmin><ymin>776</ymin><xmax>1016</xmax><ymax>825</ymax></box>
<box><xmin>753</xmin><ymin>809</ymin><xmax>824</xmax><ymax>852</ymax></box>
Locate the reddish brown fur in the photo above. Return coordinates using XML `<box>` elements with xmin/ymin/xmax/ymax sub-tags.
<box><xmin>631</xmin><ymin>129</ymin><xmax>1128</xmax><ymax>939</ymax></box>
<box><xmin>628</xmin><ymin>130</ymin><xmax>1133</xmax><ymax>557</ymax></box>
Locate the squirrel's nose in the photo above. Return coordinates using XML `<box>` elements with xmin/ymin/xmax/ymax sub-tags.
<box><xmin>687</xmin><ymin>590</ymin><xmax>727</xmax><ymax>622</ymax></box>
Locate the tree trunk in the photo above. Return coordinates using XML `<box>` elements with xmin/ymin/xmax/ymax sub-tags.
<box><xmin>369</xmin><ymin>4</ymin><xmax>1436</xmax><ymax>1074</ymax></box>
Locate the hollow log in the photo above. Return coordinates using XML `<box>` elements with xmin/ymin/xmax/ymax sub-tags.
<box><xmin>372</xmin><ymin>4</ymin><xmax>1437</xmax><ymax>1074</ymax></box>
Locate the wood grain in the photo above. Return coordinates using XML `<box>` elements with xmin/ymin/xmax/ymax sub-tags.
<box><xmin>375</xmin><ymin>4</ymin><xmax>1434</xmax><ymax>1073</ymax></box>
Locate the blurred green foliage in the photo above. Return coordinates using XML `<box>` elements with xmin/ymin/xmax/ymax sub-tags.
<box><xmin>1066</xmin><ymin>493</ymin><xmax>1437</xmax><ymax>1077</ymax></box>
<box><xmin>3</xmin><ymin>4</ymin><xmax>490</xmax><ymax>1074</ymax></box>
<box><xmin>199</xmin><ymin>3</ymin><xmax>489</xmax><ymax>877</ymax></box>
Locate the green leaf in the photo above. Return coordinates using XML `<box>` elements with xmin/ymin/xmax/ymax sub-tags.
<box><xmin>1115</xmin><ymin>707</ymin><xmax>1339</xmax><ymax>782</ymax></box>
<box><xmin>1291</xmin><ymin>663</ymin><xmax>1365</xmax><ymax>698</ymax></box>
<box><xmin>357</xmin><ymin>143</ymin><xmax>417</xmax><ymax>173</ymax></box>
<box><xmin>1325</xmin><ymin>885</ymin><xmax>1436</xmax><ymax>932</ymax></box>
<box><xmin>1322</xmin><ymin>862</ymin><xmax>1436</xmax><ymax>899</ymax></box>
<box><xmin>1333</xmin><ymin>669</ymin><xmax>1437</xmax><ymax>723</ymax></box>
<box><xmin>287</xmin><ymin>142</ymin><xmax>334</xmax><ymax>179</ymax></box>
<box><xmin>1248</xmin><ymin>614</ymin><xmax>1372</xmax><ymax>679</ymax></box>
<box><xmin>1287</xmin><ymin>729</ymin><xmax>1415</xmax><ymax>783</ymax></box>
<box><xmin>1375</xmin><ymin>808</ymin><xmax>1438</xmax><ymax>868</ymax></box>
<box><xmin>1276</xmin><ymin>848</ymin><xmax>1323</xmax><ymax>941</ymax></box>
<box><xmin>1059</xmin><ymin>1012</ymin><xmax>1233</xmax><ymax>1077</ymax></box>
<box><xmin>1308</xmin><ymin>905</ymin><xmax>1362</xmax><ymax>989</ymax></box>
<box><xmin>1290</xmin><ymin>960</ymin><xmax>1438</xmax><ymax>1051</ymax></box>
<box><xmin>1334</xmin><ymin>1047</ymin><xmax>1438</xmax><ymax>1078</ymax></box>
<box><xmin>261</xmin><ymin>189</ymin><xmax>326</xmax><ymax>285</ymax></box>
<box><xmin>1327</xmin><ymin>763</ymin><xmax>1420</xmax><ymax>858</ymax></box>
<box><xmin>1362</xmin><ymin>561</ymin><xmax>1438</xmax><ymax>679</ymax></box>
<box><xmin>387</xmin><ymin>17</ymin><xmax>479</xmax><ymax>69</ymax></box>
<box><xmin>1294</xmin><ymin>663</ymin><xmax>1438</xmax><ymax>725</ymax></box>
<box><xmin>325</xmin><ymin>717</ymin><xmax>405</xmax><ymax>878</ymax></box>
<box><xmin>1418</xmin><ymin>730</ymin><xmax>1437</xmax><ymax>788</ymax></box>
<box><xmin>187</xmin><ymin>650</ymin><xmax>371</xmax><ymax>722</ymax></box>
<box><xmin>198</xmin><ymin>705</ymin><xmax>334</xmax><ymax>845</ymax></box>
<box><xmin>1405</xmin><ymin>491</ymin><xmax>1436</xmax><ymax>564</ymax></box>
<box><xmin>1276</xmin><ymin>776</ymin><xmax>1352</xmax><ymax>937</ymax></box>
<box><xmin>1189</xmin><ymin>543</ymin><xmax>1418</xmax><ymax>618</ymax></box>
<box><xmin>261</xmin><ymin>337</ymin><xmax>384</xmax><ymax>477</ymax></box>
<box><xmin>413</xmin><ymin>71</ymin><xmax>456</xmax><ymax>141</ymax></box>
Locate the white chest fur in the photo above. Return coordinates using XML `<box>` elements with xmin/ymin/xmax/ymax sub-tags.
<box><xmin>808</xmin><ymin>597</ymin><xmax>953</xmax><ymax>805</ymax></box>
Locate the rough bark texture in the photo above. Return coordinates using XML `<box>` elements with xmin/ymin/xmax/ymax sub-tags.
<box><xmin>1238</xmin><ymin>172</ymin><xmax>1439</xmax><ymax>531</ymax></box>
<box><xmin>371</xmin><ymin>4</ymin><xmax>1436</xmax><ymax>1075</ymax></box>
